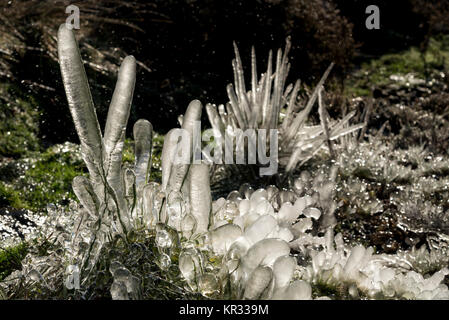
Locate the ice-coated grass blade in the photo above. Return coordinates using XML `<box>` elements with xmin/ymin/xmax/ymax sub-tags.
<box><xmin>261</xmin><ymin>50</ymin><xmax>273</xmax><ymax>128</ymax></box>
<box><xmin>227</xmin><ymin>84</ymin><xmax>246</xmax><ymax>128</ymax></box>
<box><xmin>103</xmin><ymin>55</ymin><xmax>136</xmax><ymax>196</ymax></box>
<box><xmin>168</xmin><ymin>100</ymin><xmax>202</xmax><ymax>192</ymax></box>
<box><xmin>205</xmin><ymin>39</ymin><xmax>366</xmax><ymax>178</ymax></box>
<box><xmin>57</xmin><ymin>24</ymin><xmax>104</xmax><ymax>186</ymax></box>
<box><xmin>189</xmin><ymin>163</ymin><xmax>212</xmax><ymax>234</ymax></box>
<box><xmin>284</xmin><ymin>63</ymin><xmax>334</xmax><ymax>142</ymax></box>
<box><xmin>161</xmin><ymin>129</ymin><xmax>179</xmax><ymax>191</ymax></box>
<box><xmin>133</xmin><ymin>119</ymin><xmax>153</xmax><ymax>189</ymax></box>
<box><xmin>318</xmin><ymin>87</ymin><xmax>334</xmax><ymax>156</ymax></box>
<box><xmin>281</xmin><ymin>79</ymin><xmax>301</xmax><ymax>132</ymax></box>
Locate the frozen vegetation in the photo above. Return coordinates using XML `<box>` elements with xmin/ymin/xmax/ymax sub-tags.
<box><xmin>1</xmin><ymin>25</ymin><xmax>449</xmax><ymax>300</ymax></box>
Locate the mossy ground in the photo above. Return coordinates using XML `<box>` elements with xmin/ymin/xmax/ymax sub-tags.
<box><xmin>0</xmin><ymin>135</ymin><xmax>164</xmax><ymax>212</ymax></box>
<box><xmin>0</xmin><ymin>83</ymin><xmax>40</xmax><ymax>158</ymax></box>
<box><xmin>0</xmin><ymin>144</ymin><xmax>85</xmax><ymax>210</ymax></box>
<box><xmin>345</xmin><ymin>35</ymin><xmax>449</xmax><ymax>97</ymax></box>
<box><xmin>0</xmin><ymin>242</ymin><xmax>28</xmax><ymax>281</ymax></box>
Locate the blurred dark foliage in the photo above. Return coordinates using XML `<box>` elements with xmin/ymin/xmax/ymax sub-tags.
<box><xmin>410</xmin><ymin>0</ymin><xmax>449</xmax><ymax>52</ymax></box>
<box><xmin>0</xmin><ymin>0</ymin><xmax>447</xmax><ymax>145</ymax></box>
<box><xmin>335</xmin><ymin>0</ymin><xmax>449</xmax><ymax>56</ymax></box>
<box><xmin>267</xmin><ymin>0</ymin><xmax>355</xmax><ymax>80</ymax></box>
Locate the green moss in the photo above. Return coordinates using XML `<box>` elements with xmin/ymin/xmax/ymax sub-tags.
<box><xmin>312</xmin><ymin>280</ymin><xmax>342</xmax><ymax>299</ymax></box>
<box><xmin>0</xmin><ymin>143</ymin><xmax>85</xmax><ymax>210</ymax></box>
<box><xmin>0</xmin><ymin>131</ymin><xmax>164</xmax><ymax>211</ymax></box>
<box><xmin>23</xmin><ymin>153</ymin><xmax>85</xmax><ymax>210</ymax></box>
<box><xmin>122</xmin><ymin>138</ymin><xmax>135</xmax><ymax>164</ymax></box>
<box><xmin>0</xmin><ymin>242</ymin><xmax>28</xmax><ymax>281</ymax></box>
<box><xmin>0</xmin><ymin>183</ymin><xmax>26</xmax><ymax>208</ymax></box>
<box><xmin>345</xmin><ymin>35</ymin><xmax>449</xmax><ymax>97</ymax></box>
<box><xmin>0</xmin><ymin>83</ymin><xmax>41</xmax><ymax>157</ymax></box>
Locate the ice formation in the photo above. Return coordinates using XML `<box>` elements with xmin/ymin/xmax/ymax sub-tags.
<box><xmin>2</xmin><ymin>26</ymin><xmax>449</xmax><ymax>301</ymax></box>
<box><xmin>205</xmin><ymin>38</ymin><xmax>365</xmax><ymax>174</ymax></box>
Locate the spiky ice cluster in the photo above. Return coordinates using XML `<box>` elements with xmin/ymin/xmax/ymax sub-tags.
<box><xmin>205</xmin><ymin>38</ymin><xmax>364</xmax><ymax>175</ymax></box>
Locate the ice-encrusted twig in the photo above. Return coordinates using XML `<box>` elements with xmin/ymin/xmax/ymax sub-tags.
<box><xmin>317</xmin><ymin>86</ymin><xmax>334</xmax><ymax>157</ymax></box>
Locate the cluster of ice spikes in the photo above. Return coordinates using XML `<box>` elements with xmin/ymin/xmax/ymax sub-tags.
<box><xmin>57</xmin><ymin>24</ymin><xmax>212</xmax><ymax>280</ymax></box>
<box><xmin>205</xmin><ymin>38</ymin><xmax>365</xmax><ymax>174</ymax></box>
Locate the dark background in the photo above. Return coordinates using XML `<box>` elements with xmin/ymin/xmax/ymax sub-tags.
<box><xmin>1</xmin><ymin>0</ymin><xmax>448</xmax><ymax>144</ymax></box>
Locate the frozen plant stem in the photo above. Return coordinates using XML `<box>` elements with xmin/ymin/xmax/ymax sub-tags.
<box><xmin>58</xmin><ymin>23</ymin><xmax>213</xmax><ymax>262</ymax></box>
<box><xmin>58</xmin><ymin>24</ymin><xmax>137</xmax><ymax>237</ymax></box>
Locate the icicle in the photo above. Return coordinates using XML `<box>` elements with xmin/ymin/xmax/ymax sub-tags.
<box><xmin>233</xmin><ymin>42</ymin><xmax>252</xmax><ymax>125</ymax></box>
<box><xmin>261</xmin><ymin>50</ymin><xmax>273</xmax><ymax>128</ymax></box>
<box><xmin>133</xmin><ymin>119</ymin><xmax>153</xmax><ymax>189</ymax></box>
<box><xmin>317</xmin><ymin>87</ymin><xmax>334</xmax><ymax>156</ymax></box>
<box><xmin>241</xmin><ymin>238</ymin><xmax>290</xmax><ymax>275</ymax></box>
<box><xmin>103</xmin><ymin>55</ymin><xmax>136</xmax><ymax>198</ymax></box>
<box><xmin>279</xmin><ymin>36</ymin><xmax>292</xmax><ymax>92</ymax></box>
<box><xmin>57</xmin><ymin>24</ymin><xmax>104</xmax><ymax>188</ymax></box>
<box><xmin>123</xmin><ymin>168</ymin><xmax>136</xmax><ymax>200</ymax></box>
<box><xmin>168</xmin><ymin>100</ymin><xmax>202</xmax><ymax>192</ymax></box>
<box><xmin>243</xmin><ymin>266</ymin><xmax>273</xmax><ymax>300</ymax></box>
<box><xmin>227</xmin><ymin>84</ymin><xmax>246</xmax><ymax>128</ymax></box>
<box><xmin>206</xmin><ymin>103</ymin><xmax>225</xmax><ymax>137</ymax></box>
<box><xmin>188</xmin><ymin>163</ymin><xmax>212</xmax><ymax>234</ymax></box>
<box><xmin>142</xmin><ymin>182</ymin><xmax>159</xmax><ymax>227</ymax></box>
<box><xmin>281</xmin><ymin>79</ymin><xmax>301</xmax><ymax>132</ymax></box>
<box><xmin>161</xmin><ymin>129</ymin><xmax>179</xmax><ymax>191</ymax></box>
<box><xmin>285</xmin><ymin>63</ymin><xmax>334</xmax><ymax>142</ymax></box>
<box><xmin>269</xmin><ymin>48</ymin><xmax>283</xmax><ymax>128</ymax></box>
<box><xmin>250</xmin><ymin>46</ymin><xmax>258</xmax><ymax>112</ymax></box>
